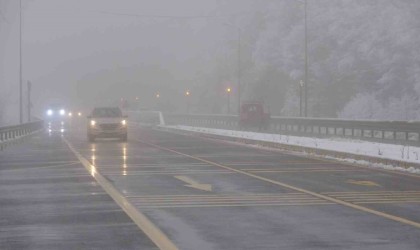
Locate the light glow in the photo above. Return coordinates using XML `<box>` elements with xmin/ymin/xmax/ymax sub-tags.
<box><xmin>59</xmin><ymin>109</ymin><xmax>65</xmax><ymax>116</ymax></box>
<box><xmin>47</xmin><ymin>109</ymin><xmax>53</xmax><ymax>116</ymax></box>
<box><xmin>121</xmin><ymin>120</ymin><xmax>127</xmax><ymax>126</ymax></box>
<box><xmin>90</xmin><ymin>120</ymin><xmax>96</xmax><ymax>126</ymax></box>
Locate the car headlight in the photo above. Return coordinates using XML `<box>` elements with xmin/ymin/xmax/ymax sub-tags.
<box><xmin>47</xmin><ymin>109</ymin><xmax>53</xmax><ymax>116</ymax></box>
<box><xmin>90</xmin><ymin>120</ymin><xmax>96</xmax><ymax>126</ymax></box>
<box><xmin>121</xmin><ymin>120</ymin><xmax>127</xmax><ymax>126</ymax></box>
<box><xmin>60</xmin><ymin>109</ymin><xmax>65</xmax><ymax>116</ymax></box>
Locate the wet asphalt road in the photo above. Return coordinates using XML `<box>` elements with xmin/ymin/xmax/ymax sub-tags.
<box><xmin>1</xmin><ymin>124</ymin><xmax>420</xmax><ymax>249</ymax></box>
<box><xmin>0</xmin><ymin>132</ymin><xmax>158</xmax><ymax>250</ymax></box>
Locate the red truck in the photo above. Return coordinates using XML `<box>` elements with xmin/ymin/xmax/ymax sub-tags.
<box><xmin>239</xmin><ymin>102</ymin><xmax>270</xmax><ymax>130</ymax></box>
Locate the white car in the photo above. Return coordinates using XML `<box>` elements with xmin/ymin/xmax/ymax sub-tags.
<box><xmin>44</xmin><ymin>105</ymin><xmax>67</xmax><ymax>133</ymax></box>
<box><xmin>87</xmin><ymin>107</ymin><xmax>127</xmax><ymax>142</ymax></box>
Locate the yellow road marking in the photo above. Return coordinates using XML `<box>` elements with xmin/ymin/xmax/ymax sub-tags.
<box><xmin>332</xmin><ymin>197</ymin><xmax>420</xmax><ymax>201</ymax></box>
<box><xmin>126</xmin><ymin>193</ymin><xmax>314</xmax><ymax>200</ymax></box>
<box><xmin>355</xmin><ymin>200</ymin><xmax>420</xmax><ymax>204</ymax></box>
<box><xmin>327</xmin><ymin>193</ymin><xmax>420</xmax><ymax>198</ymax></box>
<box><xmin>132</xmin><ymin>199</ymin><xmax>327</xmax><ymax>204</ymax></box>
<box><xmin>323</xmin><ymin>191</ymin><xmax>420</xmax><ymax>195</ymax></box>
<box><xmin>324</xmin><ymin>190</ymin><xmax>420</xmax><ymax>193</ymax></box>
<box><xmin>243</xmin><ymin>168</ymin><xmax>350</xmax><ymax>171</ymax></box>
<box><xmin>0</xmin><ymin>161</ymin><xmax>80</xmax><ymax>170</ymax></box>
<box><xmin>127</xmin><ymin>193</ymin><xmax>303</xmax><ymax>197</ymax></box>
<box><xmin>346</xmin><ymin>180</ymin><xmax>381</xmax><ymax>187</ymax></box>
<box><xmin>130</xmin><ymin>193</ymin><xmax>334</xmax><ymax>208</ymax></box>
<box><xmin>247</xmin><ymin>169</ymin><xmax>365</xmax><ymax>173</ymax></box>
<box><xmin>1</xmin><ymin>160</ymin><xmax>79</xmax><ymax>166</ymax></box>
<box><xmin>131</xmin><ymin>197</ymin><xmax>325</xmax><ymax>202</ymax></box>
<box><xmin>63</xmin><ymin>137</ymin><xmax>178</xmax><ymax>250</ymax></box>
<box><xmin>138</xmin><ymin>139</ymin><xmax>420</xmax><ymax>229</ymax></box>
<box><xmin>227</xmin><ymin>161</ymin><xmax>338</xmax><ymax>166</ymax></box>
<box><xmin>133</xmin><ymin>203</ymin><xmax>334</xmax><ymax>209</ymax></box>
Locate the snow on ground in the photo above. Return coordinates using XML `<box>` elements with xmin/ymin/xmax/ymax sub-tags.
<box><xmin>163</xmin><ymin>125</ymin><xmax>420</xmax><ymax>175</ymax></box>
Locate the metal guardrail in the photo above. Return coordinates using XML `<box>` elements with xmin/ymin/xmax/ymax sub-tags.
<box><xmin>0</xmin><ymin>120</ymin><xmax>44</xmax><ymax>143</ymax></box>
<box><xmin>126</xmin><ymin>111</ymin><xmax>165</xmax><ymax>126</ymax></box>
<box><xmin>162</xmin><ymin>113</ymin><xmax>420</xmax><ymax>146</ymax></box>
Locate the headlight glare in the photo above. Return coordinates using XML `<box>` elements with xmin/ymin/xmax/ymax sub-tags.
<box><xmin>59</xmin><ymin>109</ymin><xmax>65</xmax><ymax>116</ymax></box>
<box><xmin>121</xmin><ymin>120</ymin><xmax>127</xmax><ymax>126</ymax></box>
<box><xmin>47</xmin><ymin>109</ymin><xmax>53</xmax><ymax>116</ymax></box>
<box><xmin>90</xmin><ymin>120</ymin><xmax>96</xmax><ymax>126</ymax></box>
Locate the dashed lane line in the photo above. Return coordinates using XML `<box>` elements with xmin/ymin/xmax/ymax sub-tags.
<box><xmin>128</xmin><ymin>193</ymin><xmax>334</xmax><ymax>208</ymax></box>
<box><xmin>322</xmin><ymin>191</ymin><xmax>420</xmax><ymax>204</ymax></box>
<box><xmin>0</xmin><ymin>161</ymin><xmax>81</xmax><ymax>171</ymax></box>
<box><xmin>63</xmin><ymin>137</ymin><xmax>179</xmax><ymax>250</ymax></box>
<box><xmin>138</xmin><ymin>139</ymin><xmax>420</xmax><ymax>229</ymax></box>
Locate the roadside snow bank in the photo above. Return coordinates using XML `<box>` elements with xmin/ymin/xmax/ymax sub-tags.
<box><xmin>163</xmin><ymin>125</ymin><xmax>420</xmax><ymax>175</ymax></box>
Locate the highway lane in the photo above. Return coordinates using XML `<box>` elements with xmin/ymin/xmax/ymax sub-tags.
<box><xmin>0</xmin><ymin>131</ymin><xmax>158</xmax><ymax>250</ymax></box>
<box><xmin>63</xmin><ymin>125</ymin><xmax>420</xmax><ymax>250</ymax></box>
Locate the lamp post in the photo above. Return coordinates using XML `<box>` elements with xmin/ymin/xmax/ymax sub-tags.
<box><xmin>185</xmin><ymin>90</ymin><xmax>191</xmax><ymax>114</ymax></box>
<box><xmin>223</xmin><ymin>23</ymin><xmax>241</xmax><ymax>115</ymax></box>
<box><xmin>19</xmin><ymin>0</ymin><xmax>23</xmax><ymax>124</ymax></box>
<box><xmin>299</xmin><ymin>80</ymin><xmax>304</xmax><ymax>117</ymax></box>
<box><xmin>304</xmin><ymin>0</ymin><xmax>308</xmax><ymax>117</ymax></box>
<box><xmin>27</xmin><ymin>81</ymin><xmax>31</xmax><ymax>122</ymax></box>
<box><xmin>226</xmin><ymin>87</ymin><xmax>232</xmax><ymax>114</ymax></box>
<box><xmin>155</xmin><ymin>93</ymin><xmax>160</xmax><ymax>110</ymax></box>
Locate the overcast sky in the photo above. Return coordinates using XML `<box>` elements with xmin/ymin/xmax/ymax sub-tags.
<box><xmin>0</xmin><ymin>0</ymin><xmax>257</xmax><ymax>122</ymax></box>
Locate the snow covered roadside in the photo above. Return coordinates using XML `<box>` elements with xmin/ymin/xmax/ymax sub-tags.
<box><xmin>161</xmin><ymin>125</ymin><xmax>420</xmax><ymax>175</ymax></box>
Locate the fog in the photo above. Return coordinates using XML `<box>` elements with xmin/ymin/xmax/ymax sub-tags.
<box><xmin>0</xmin><ymin>0</ymin><xmax>252</xmax><ymax>124</ymax></box>
<box><xmin>1</xmin><ymin>0</ymin><xmax>420</xmax><ymax>125</ymax></box>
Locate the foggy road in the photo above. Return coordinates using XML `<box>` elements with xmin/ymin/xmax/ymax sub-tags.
<box><xmin>2</xmin><ymin>1</ymin><xmax>420</xmax><ymax>249</ymax></box>
<box><xmin>2</xmin><ymin>123</ymin><xmax>420</xmax><ymax>249</ymax></box>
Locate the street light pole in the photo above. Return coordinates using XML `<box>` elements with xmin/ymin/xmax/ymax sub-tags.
<box><xmin>223</xmin><ymin>22</ymin><xmax>242</xmax><ymax>115</ymax></box>
<box><xmin>226</xmin><ymin>87</ymin><xmax>231</xmax><ymax>114</ymax></box>
<box><xmin>27</xmin><ymin>81</ymin><xmax>31</xmax><ymax>122</ymax></box>
<box><xmin>299</xmin><ymin>80</ymin><xmax>304</xmax><ymax>117</ymax></box>
<box><xmin>155</xmin><ymin>93</ymin><xmax>160</xmax><ymax>109</ymax></box>
<box><xmin>304</xmin><ymin>0</ymin><xmax>308</xmax><ymax>117</ymax></box>
<box><xmin>185</xmin><ymin>90</ymin><xmax>190</xmax><ymax>114</ymax></box>
<box><xmin>237</xmin><ymin>30</ymin><xmax>241</xmax><ymax>115</ymax></box>
<box><xmin>19</xmin><ymin>0</ymin><xmax>23</xmax><ymax>124</ymax></box>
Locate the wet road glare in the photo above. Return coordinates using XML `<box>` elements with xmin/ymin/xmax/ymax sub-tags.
<box><xmin>1</xmin><ymin>123</ymin><xmax>420</xmax><ymax>249</ymax></box>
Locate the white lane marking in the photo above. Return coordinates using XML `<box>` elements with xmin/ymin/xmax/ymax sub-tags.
<box><xmin>174</xmin><ymin>175</ymin><xmax>212</xmax><ymax>192</ymax></box>
<box><xmin>0</xmin><ymin>161</ymin><xmax>80</xmax><ymax>171</ymax></box>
